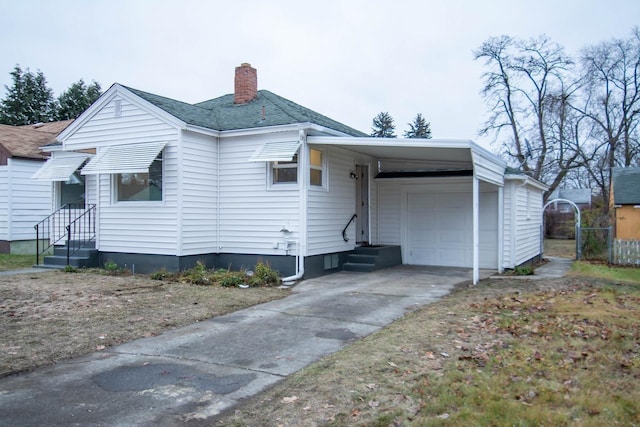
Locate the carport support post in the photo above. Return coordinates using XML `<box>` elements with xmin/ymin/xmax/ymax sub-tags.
<box><xmin>472</xmin><ymin>176</ymin><xmax>479</xmax><ymax>285</ymax></box>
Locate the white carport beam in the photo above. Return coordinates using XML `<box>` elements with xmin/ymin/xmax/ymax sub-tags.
<box><xmin>472</xmin><ymin>176</ymin><xmax>480</xmax><ymax>285</ymax></box>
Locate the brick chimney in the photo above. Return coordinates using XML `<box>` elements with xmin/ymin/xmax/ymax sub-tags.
<box><xmin>234</xmin><ymin>63</ymin><xmax>257</xmax><ymax>104</ymax></box>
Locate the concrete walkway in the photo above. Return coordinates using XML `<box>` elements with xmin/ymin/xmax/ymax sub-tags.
<box><xmin>0</xmin><ymin>266</ymin><xmax>493</xmax><ymax>427</ymax></box>
<box><xmin>533</xmin><ymin>256</ymin><xmax>574</xmax><ymax>279</ymax></box>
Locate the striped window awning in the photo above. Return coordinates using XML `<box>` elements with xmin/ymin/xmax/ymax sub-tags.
<box><xmin>248</xmin><ymin>141</ymin><xmax>301</xmax><ymax>162</ymax></box>
<box><xmin>31</xmin><ymin>154</ymin><xmax>90</xmax><ymax>181</ymax></box>
<box><xmin>81</xmin><ymin>141</ymin><xmax>166</xmax><ymax>175</ymax></box>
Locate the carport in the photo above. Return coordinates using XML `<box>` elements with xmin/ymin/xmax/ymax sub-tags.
<box><xmin>308</xmin><ymin>137</ymin><xmax>507</xmax><ymax>284</ymax></box>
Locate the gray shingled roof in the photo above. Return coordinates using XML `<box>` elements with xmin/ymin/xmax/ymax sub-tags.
<box><xmin>124</xmin><ymin>86</ymin><xmax>366</xmax><ymax>137</ymax></box>
<box><xmin>612</xmin><ymin>167</ymin><xmax>640</xmax><ymax>204</ymax></box>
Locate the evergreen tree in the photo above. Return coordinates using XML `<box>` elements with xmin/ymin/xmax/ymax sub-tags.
<box><xmin>0</xmin><ymin>65</ymin><xmax>58</xmax><ymax>125</ymax></box>
<box><xmin>371</xmin><ymin>111</ymin><xmax>396</xmax><ymax>137</ymax></box>
<box><xmin>404</xmin><ymin>113</ymin><xmax>432</xmax><ymax>138</ymax></box>
<box><xmin>58</xmin><ymin>79</ymin><xmax>102</xmax><ymax>120</ymax></box>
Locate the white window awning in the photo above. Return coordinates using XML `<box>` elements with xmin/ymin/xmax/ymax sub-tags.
<box><xmin>81</xmin><ymin>141</ymin><xmax>166</xmax><ymax>175</ymax></box>
<box><xmin>31</xmin><ymin>155</ymin><xmax>90</xmax><ymax>181</ymax></box>
<box><xmin>249</xmin><ymin>141</ymin><xmax>301</xmax><ymax>162</ymax></box>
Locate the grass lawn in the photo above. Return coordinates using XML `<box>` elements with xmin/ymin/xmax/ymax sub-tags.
<box><xmin>216</xmin><ymin>263</ymin><xmax>640</xmax><ymax>426</ymax></box>
<box><xmin>0</xmin><ymin>254</ymin><xmax>36</xmax><ymax>271</ymax></box>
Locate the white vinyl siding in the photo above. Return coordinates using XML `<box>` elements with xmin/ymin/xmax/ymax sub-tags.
<box><xmin>307</xmin><ymin>147</ymin><xmax>357</xmax><ymax>255</ymax></box>
<box><xmin>180</xmin><ymin>131</ymin><xmax>218</xmax><ymax>255</ymax></box>
<box><xmin>218</xmin><ymin>133</ymin><xmax>299</xmax><ymax>255</ymax></box>
<box><xmin>0</xmin><ymin>158</ymin><xmax>52</xmax><ymax>241</ymax></box>
<box><xmin>97</xmin><ymin>141</ymin><xmax>178</xmax><ymax>255</ymax></box>
<box><xmin>0</xmin><ymin>164</ymin><xmax>7</xmax><ymax>239</ymax></box>
<box><xmin>376</xmin><ymin>183</ymin><xmax>402</xmax><ymax>245</ymax></box>
<box><xmin>503</xmin><ymin>179</ymin><xmax>544</xmax><ymax>268</ymax></box>
<box><xmin>66</xmin><ymin>96</ymin><xmax>181</xmax><ymax>255</ymax></box>
<box><xmin>63</xmin><ymin>96</ymin><xmax>179</xmax><ymax>151</ymax></box>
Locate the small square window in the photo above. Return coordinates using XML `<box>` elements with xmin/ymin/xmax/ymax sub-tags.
<box><xmin>272</xmin><ymin>155</ymin><xmax>298</xmax><ymax>184</ymax></box>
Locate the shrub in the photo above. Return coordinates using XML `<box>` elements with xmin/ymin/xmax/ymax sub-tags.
<box><xmin>249</xmin><ymin>261</ymin><xmax>281</xmax><ymax>287</ymax></box>
<box><xmin>63</xmin><ymin>265</ymin><xmax>79</xmax><ymax>273</ymax></box>
<box><xmin>513</xmin><ymin>265</ymin><xmax>534</xmax><ymax>276</ymax></box>
<box><xmin>220</xmin><ymin>272</ymin><xmax>246</xmax><ymax>288</ymax></box>
<box><xmin>180</xmin><ymin>261</ymin><xmax>210</xmax><ymax>285</ymax></box>
<box><xmin>102</xmin><ymin>260</ymin><xmax>130</xmax><ymax>276</ymax></box>
<box><xmin>104</xmin><ymin>260</ymin><xmax>119</xmax><ymax>272</ymax></box>
<box><xmin>150</xmin><ymin>267</ymin><xmax>175</xmax><ymax>281</ymax></box>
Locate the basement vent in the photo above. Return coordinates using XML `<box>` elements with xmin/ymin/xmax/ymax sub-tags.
<box><xmin>324</xmin><ymin>254</ymin><xmax>339</xmax><ymax>270</ymax></box>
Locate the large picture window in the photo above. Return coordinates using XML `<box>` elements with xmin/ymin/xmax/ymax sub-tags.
<box><xmin>116</xmin><ymin>152</ymin><xmax>163</xmax><ymax>201</ymax></box>
<box><xmin>272</xmin><ymin>154</ymin><xmax>298</xmax><ymax>184</ymax></box>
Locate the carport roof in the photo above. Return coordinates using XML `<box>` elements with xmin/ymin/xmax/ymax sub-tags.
<box><xmin>307</xmin><ymin>136</ymin><xmax>507</xmax><ymax>186</ymax></box>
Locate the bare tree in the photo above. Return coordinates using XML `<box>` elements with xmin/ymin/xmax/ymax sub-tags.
<box><xmin>474</xmin><ymin>35</ymin><xmax>584</xmax><ymax>199</ymax></box>
<box><xmin>570</xmin><ymin>28</ymin><xmax>640</xmax><ymax>205</ymax></box>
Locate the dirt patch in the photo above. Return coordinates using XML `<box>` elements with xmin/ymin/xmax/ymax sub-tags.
<box><xmin>0</xmin><ymin>271</ymin><xmax>288</xmax><ymax>377</ymax></box>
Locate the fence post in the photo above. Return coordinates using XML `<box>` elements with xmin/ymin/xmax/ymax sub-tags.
<box><xmin>575</xmin><ymin>224</ymin><xmax>581</xmax><ymax>260</ymax></box>
<box><xmin>607</xmin><ymin>226</ymin><xmax>613</xmax><ymax>264</ymax></box>
<box><xmin>35</xmin><ymin>224</ymin><xmax>40</xmax><ymax>266</ymax></box>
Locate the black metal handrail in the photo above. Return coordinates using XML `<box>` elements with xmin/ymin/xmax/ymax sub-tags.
<box><xmin>34</xmin><ymin>203</ymin><xmax>95</xmax><ymax>265</ymax></box>
<box><xmin>65</xmin><ymin>204</ymin><xmax>97</xmax><ymax>265</ymax></box>
<box><xmin>342</xmin><ymin>214</ymin><xmax>357</xmax><ymax>242</ymax></box>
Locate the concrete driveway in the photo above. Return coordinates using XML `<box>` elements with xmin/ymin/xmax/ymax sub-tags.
<box><xmin>0</xmin><ymin>266</ymin><xmax>491</xmax><ymax>426</ymax></box>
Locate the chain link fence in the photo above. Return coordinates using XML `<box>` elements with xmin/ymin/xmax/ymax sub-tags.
<box><xmin>577</xmin><ymin>227</ymin><xmax>612</xmax><ymax>263</ymax></box>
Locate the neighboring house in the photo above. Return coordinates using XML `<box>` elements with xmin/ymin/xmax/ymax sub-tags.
<box><xmin>0</xmin><ymin>120</ymin><xmax>72</xmax><ymax>253</ymax></box>
<box><xmin>545</xmin><ymin>188</ymin><xmax>592</xmax><ymax>239</ymax></box>
<box><xmin>611</xmin><ymin>167</ymin><xmax>640</xmax><ymax>240</ymax></box>
<box><xmin>547</xmin><ymin>188</ymin><xmax>592</xmax><ymax>212</ymax></box>
<box><xmin>33</xmin><ymin>63</ymin><xmax>547</xmax><ymax>283</ymax></box>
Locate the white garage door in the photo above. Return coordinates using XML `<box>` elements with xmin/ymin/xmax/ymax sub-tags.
<box><xmin>406</xmin><ymin>192</ymin><xmax>498</xmax><ymax>268</ymax></box>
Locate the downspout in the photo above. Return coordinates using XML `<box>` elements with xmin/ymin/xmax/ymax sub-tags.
<box><xmin>282</xmin><ymin>129</ymin><xmax>307</xmax><ymax>283</ymax></box>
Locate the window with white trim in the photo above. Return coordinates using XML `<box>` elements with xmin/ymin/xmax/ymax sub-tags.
<box><xmin>309</xmin><ymin>148</ymin><xmax>324</xmax><ymax>187</ymax></box>
<box><xmin>116</xmin><ymin>152</ymin><xmax>163</xmax><ymax>201</ymax></box>
<box><xmin>271</xmin><ymin>154</ymin><xmax>298</xmax><ymax>184</ymax></box>
<box><xmin>59</xmin><ymin>170</ymin><xmax>86</xmax><ymax>206</ymax></box>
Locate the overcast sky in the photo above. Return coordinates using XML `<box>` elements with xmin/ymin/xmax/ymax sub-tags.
<box><xmin>1</xmin><ymin>0</ymin><xmax>638</xmax><ymax>149</ymax></box>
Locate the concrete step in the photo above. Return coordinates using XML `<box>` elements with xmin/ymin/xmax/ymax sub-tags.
<box><xmin>347</xmin><ymin>254</ymin><xmax>378</xmax><ymax>264</ymax></box>
<box><xmin>43</xmin><ymin>254</ymin><xmax>96</xmax><ymax>269</ymax></box>
<box><xmin>342</xmin><ymin>245</ymin><xmax>402</xmax><ymax>272</ymax></box>
<box><xmin>343</xmin><ymin>262</ymin><xmax>376</xmax><ymax>272</ymax></box>
<box><xmin>53</xmin><ymin>247</ymin><xmax>97</xmax><ymax>258</ymax></box>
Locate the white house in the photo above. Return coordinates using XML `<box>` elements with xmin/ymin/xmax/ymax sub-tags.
<box><xmin>0</xmin><ymin>121</ymin><xmax>72</xmax><ymax>253</ymax></box>
<box><xmin>33</xmin><ymin>64</ymin><xmax>546</xmax><ymax>283</ymax></box>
